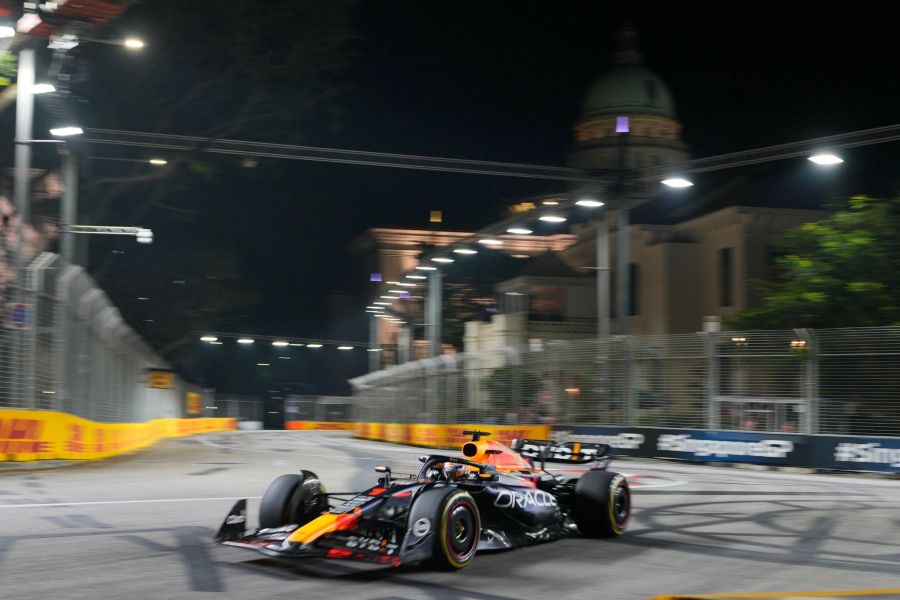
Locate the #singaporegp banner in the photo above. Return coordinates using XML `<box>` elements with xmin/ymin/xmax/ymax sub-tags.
<box><xmin>0</xmin><ymin>409</ymin><xmax>236</xmax><ymax>462</ymax></box>
<box><xmin>559</xmin><ymin>425</ymin><xmax>900</xmax><ymax>473</ymax></box>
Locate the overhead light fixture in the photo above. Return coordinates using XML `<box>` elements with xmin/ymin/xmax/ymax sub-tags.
<box><xmin>415</xmin><ymin>265</ymin><xmax>437</xmax><ymax>271</ymax></box>
<box><xmin>33</xmin><ymin>83</ymin><xmax>56</xmax><ymax>94</ymax></box>
<box><xmin>380</xmin><ymin>295</ymin><xmax>399</xmax><ymax>299</ymax></box>
<box><xmin>149</xmin><ymin>158</ymin><xmax>167</xmax><ymax>166</ymax></box>
<box><xmin>453</xmin><ymin>248</ymin><xmax>477</xmax><ymax>255</ymax></box>
<box><xmin>478</xmin><ymin>238</ymin><xmax>503</xmax><ymax>246</ymax></box>
<box><xmin>200</xmin><ymin>336</ymin><xmax>218</xmax><ymax>342</ymax></box>
<box><xmin>50</xmin><ymin>126</ymin><xmax>84</xmax><ymax>137</ymax></box>
<box><xmin>209</xmin><ymin>341</ymin><xmax>223</xmax><ymax>345</ymax></box>
<box><xmin>367</xmin><ymin>348</ymin><xmax>383</xmax><ymax>352</ymax></box>
<box><xmin>366</xmin><ymin>305</ymin><xmax>385</xmax><ymax>310</ymax></box>
<box><xmin>539</xmin><ymin>215</ymin><xmax>567</xmax><ymax>223</ymax></box>
<box><xmin>432</xmin><ymin>257</ymin><xmax>454</xmax><ymax>263</ymax></box>
<box><xmin>387</xmin><ymin>289</ymin><xmax>405</xmax><ymax>294</ymax></box>
<box><xmin>288</xmin><ymin>343</ymin><xmax>304</xmax><ymax>347</ymax></box>
<box><xmin>662</xmin><ymin>177</ymin><xmax>694</xmax><ymax>188</ymax></box>
<box><xmin>396</xmin><ymin>282</ymin><xmax>417</xmax><ymax>287</ymax></box>
<box><xmin>542</xmin><ymin>200</ymin><xmax>559</xmax><ymax>206</ymax></box>
<box><xmin>512</xmin><ymin>254</ymin><xmax>530</xmax><ymax>259</ymax></box>
<box><xmin>337</xmin><ymin>346</ymin><xmax>353</xmax><ymax>350</ymax></box>
<box><xmin>124</xmin><ymin>38</ymin><xmax>145</xmax><ymax>49</ymax></box>
<box><xmin>808</xmin><ymin>153</ymin><xmax>843</xmax><ymax>165</ymax></box>
<box><xmin>48</xmin><ymin>35</ymin><xmax>79</xmax><ymax>50</ymax></box>
<box><xmin>507</xmin><ymin>227</ymin><xmax>533</xmax><ymax>235</ymax></box>
<box><xmin>576</xmin><ymin>199</ymin><xmax>604</xmax><ymax>208</ymax></box>
<box><xmin>406</xmin><ymin>274</ymin><xmax>427</xmax><ymax>279</ymax></box>
<box><xmin>272</xmin><ymin>341</ymin><xmax>289</xmax><ymax>347</ymax></box>
<box><xmin>306</xmin><ymin>343</ymin><xmax>323</xmax><ymax>348</ymax></box>
<box><xmin>237</xmin><ymin>338</ymin><xmax>254</xmax><ymax>344</ymax></box>
<box><xmin>373</xmin><ymin>301</ymin><xmax>391</xmax><ymax>305</ymax></box>
<box><xmin>257</xmin><ymin>363</ymin><xmax>270</xmax><ymax>367</ymax></box>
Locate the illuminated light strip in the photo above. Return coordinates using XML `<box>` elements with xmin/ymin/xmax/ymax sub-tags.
<box><xmin>652</xmin><ymin>589</ymin><xmax>900</xmax><ymax>599</ymax></box>
<box><xmin>0</xmin><ymin>497</ymin><xmax>263</xmax><ymax>509</ymax></box>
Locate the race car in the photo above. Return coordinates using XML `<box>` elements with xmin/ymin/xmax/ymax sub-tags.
<box><xmin>214</xmin><ymin>430</ymin><xmax>631</xmax><ymax>570</ymax></box>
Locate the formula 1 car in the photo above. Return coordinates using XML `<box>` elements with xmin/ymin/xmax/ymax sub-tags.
<box><xmin>215</xmin><ymin>430</ymin><xmax>630</xmax><ymax>570</ymax></box>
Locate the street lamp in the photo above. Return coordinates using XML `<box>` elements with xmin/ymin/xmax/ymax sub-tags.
<box><xmin>50</xmin><ymin>126</ymin><xmax>84</xmax><ymax>136</ymax></box>
<box><xmin>808</xmin><ymin>153</ymin><xmax>843</xmax><ymax>165</ymax></box>
<box><xmin>661</xmin><ymin>177</ymin><xmax>694</xmax><ymax>188</ymax></box>
<box><xmin>33</xmin><ymin>83</ymin><xmax>56</xmax><ymax>94</ymax></box>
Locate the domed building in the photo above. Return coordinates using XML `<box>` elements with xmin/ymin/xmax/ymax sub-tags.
<box><xmin>569</xmin><ymin>27</ymin><xmax>689</xmax><ymax>173</ymax></box>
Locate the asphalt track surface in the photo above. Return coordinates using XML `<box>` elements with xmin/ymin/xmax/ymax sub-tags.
<box><xmin>1</xmin><ymin>431</ymin><xmax>900</xmax><ymax>600</ymax></box>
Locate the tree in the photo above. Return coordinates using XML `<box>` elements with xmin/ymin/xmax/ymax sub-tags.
<box><xmin>730</xmin><ymin>196</ymin><xmax>900</xmax><ymax>329</ymax></box>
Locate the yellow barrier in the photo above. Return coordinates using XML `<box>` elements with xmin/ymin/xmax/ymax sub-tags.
<box><xmin>285</xmin><ymin>421</ymin><xmax>354</xmax><ymax>431</ymax></box>
<box><xmin>352</xmin><ymin>422</ymin><xmax>552</xmax><ymax>448</ymax></box>
<box><xmin>0</xmin><ymin>409</ymin><xmax>237</xmax><ymax>462</ymax></box>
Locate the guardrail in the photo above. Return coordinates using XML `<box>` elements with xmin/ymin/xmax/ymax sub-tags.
<box><xmin>0</xmin><ymin>409</ymin><xmax>236</xmax><ymax>462</ymax></box>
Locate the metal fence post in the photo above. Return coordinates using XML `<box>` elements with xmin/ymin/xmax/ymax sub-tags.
<box><xmin>703</xmin><ymin>332</ymin><xmax>720</xmax><ymax>429</ymax></box>
<box><xmin>623</xmin><ymin>336</ymin><xmax>636</xmax><ymax>426</ymax></box>
<box><xmin>796</xmin><ymin>328</ymin><xmax>819</xmax><ymax>435</ymax></box>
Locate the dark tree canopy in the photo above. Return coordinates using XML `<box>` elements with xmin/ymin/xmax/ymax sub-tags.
<box><xmin>730</xmin><ymin>196</ymin><xmax>900</xmax><ymax>330</ymax></box>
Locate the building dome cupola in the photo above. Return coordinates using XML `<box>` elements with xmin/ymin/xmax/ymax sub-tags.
<box><xmin>569</xmin><ymin>26</ymin><xmax>689</xmax><ymax>172</ymax></box>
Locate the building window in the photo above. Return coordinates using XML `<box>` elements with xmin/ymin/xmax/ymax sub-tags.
<box><xmin>629</xmin><ymin>263</ymin><xmax>640</xmax><ymax>316</ymax></box>
<box><xmin>719</xmin><ymin>248</ymin><xmax>733</xmax><ymax>307</ymax></box>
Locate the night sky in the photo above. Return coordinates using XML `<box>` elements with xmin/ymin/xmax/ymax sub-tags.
<box><xmin>236</xmin><ymin>3</ymin><xmax>899</xmax><ymax>333</ymax></box>
<box><xmin>5</xmin><ymin>2</ymin><xmax>899</xmax><ymax>395</ymax></box>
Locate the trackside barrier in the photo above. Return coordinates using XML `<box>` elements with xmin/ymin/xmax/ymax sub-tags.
<box><xmin>0</xmin><ymin>409</ymin><xmax>237</xmax><ymax>462</ymax></box>
<box><xmin>562</xmin><ymin>425</ymin><xmax>900</xmax><ymax>473</ymax></box>
<box><xmin>285</xmin><ymin>421</ymin><xmax>354</xmax><ymax>431</ymax></box>
<box><xmin>353</xmin><ymin>422</ymin><xmax>552</xmax><ymax>449</ymax></box>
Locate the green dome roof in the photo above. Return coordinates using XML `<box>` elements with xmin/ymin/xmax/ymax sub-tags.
<box><xmin>579</xmin><ymin>27</ymin><xmax>678</xmax><ymax>120</ymax></box>
<box><xmin>581</xmin><ymin>65</ymin><xmax>677</xmax><ymax>119</ymax></box>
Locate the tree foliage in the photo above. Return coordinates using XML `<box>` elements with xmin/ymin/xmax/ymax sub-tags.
<box><xmin>730</xmin><ymin>196</ymin><xmax>900</xmax><ymax>329</ymax></box>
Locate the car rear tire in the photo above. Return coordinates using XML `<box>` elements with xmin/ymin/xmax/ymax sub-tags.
<box><xmin>429</xmin><ymin>490</ymin><xmax>480</xmax><ymax>570</ymax></box>
<box><xmin>573</xmin><ymin>470</ymin><xmax>630</xmax><ymax>538</ymax></box>
<box><xmin>258</xmin><ymin>470</ymin><xmax>326</xmax><ymax>529</ymax></box>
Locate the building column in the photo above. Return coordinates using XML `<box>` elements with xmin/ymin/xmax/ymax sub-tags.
<box><xmin>426</xmin><ymin>270</ymin><xmax>442</xmax><ymax>357</ymax></box>
<box><xmin>616</xmin><ymin>208</ymin><xmax>630</xmax><ymax>335</ymax></box>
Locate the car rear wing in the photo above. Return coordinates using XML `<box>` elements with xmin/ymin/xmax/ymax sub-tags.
<box><xmin>511</xmin><ymin>439</ymin><xmax>610</xmax><ymax>466</ymax></box>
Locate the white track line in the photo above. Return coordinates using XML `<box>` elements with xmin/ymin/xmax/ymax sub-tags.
<box><xmin>0</xmin><ymin>496</ymin><xmax>262</xmax><ymax>509</ymax></box>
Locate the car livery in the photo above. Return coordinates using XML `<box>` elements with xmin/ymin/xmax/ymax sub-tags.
<box><xmin>215</xmin><ymin>430</ymin><xmax>631</xmax><ymax>570</ymax></box>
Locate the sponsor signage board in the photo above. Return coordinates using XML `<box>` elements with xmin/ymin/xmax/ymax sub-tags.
<box><xmin>562</xmin><ymin>426</ymin><xmax>807</xmax><ymax>466</ymax></box>
<box><xmin>812</xmin><ymin>436</ymin><xmax>900</xmax><ymax>473</ymax></box>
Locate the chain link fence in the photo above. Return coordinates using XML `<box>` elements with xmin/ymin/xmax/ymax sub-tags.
<box><xmin>284</xmin><ymin>395</ymin><xmax>354</xmax><ymax>422</ymax></box>
<box><xmin>350</xmin><ymin>326</ymin><xmax>900</xmax><ymax>437</ymax></box>
<box><xmin>0</xmin><ymin>253</ymin><xmax>190</xmax><ymax>422</ymax></box>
